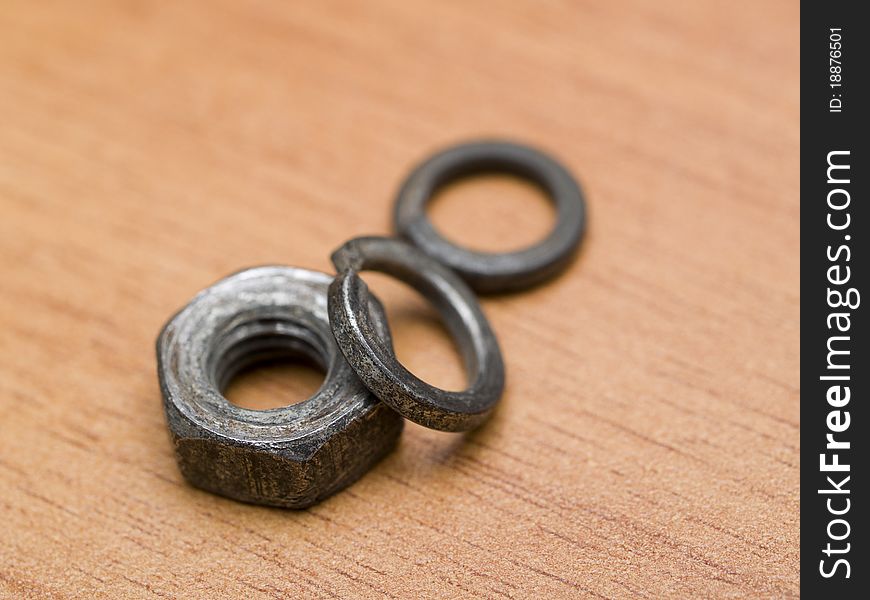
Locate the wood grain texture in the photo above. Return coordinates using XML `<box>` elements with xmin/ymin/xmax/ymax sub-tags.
<box><xmin>0</xmin><ymin>0</ymin><xmax>799</xmax><ymax>598</ymax></box>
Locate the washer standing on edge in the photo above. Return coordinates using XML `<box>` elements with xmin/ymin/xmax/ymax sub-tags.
<box><xmin>328</xmin><ymin>236</ymin><xmax>506</xmax><ymax>432</ymax></box>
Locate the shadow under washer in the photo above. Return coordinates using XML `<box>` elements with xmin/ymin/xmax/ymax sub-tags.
<box><xmin>157</xmin><ymin>266</ymin><xmax>403</xmax><ymax>508</ymax></box>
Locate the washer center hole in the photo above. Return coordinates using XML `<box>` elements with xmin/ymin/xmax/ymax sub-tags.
<box><xmin>360</xmin><ymin>272</ymin><xmax>467</xmax><ymax>392</ymax></box>
<box><xmin>427</xmin><ymin>174</ymin><xmax>556</xmax><ymax>253</ymax></box>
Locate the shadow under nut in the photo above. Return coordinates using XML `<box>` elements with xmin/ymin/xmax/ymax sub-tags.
<box><xmin>328</xmin><ymin>236</ymin><xmax>505</xmax><ymax>432</ymax></box>
<box><xmin>393</xmin><ymin>139</ymin><xmax>587</xmax><ymax>293</ymax></box>
<box><xmin>157</xmin><ymin>266</ymin><xmax>403</xmax><ymax>508</ymax></box>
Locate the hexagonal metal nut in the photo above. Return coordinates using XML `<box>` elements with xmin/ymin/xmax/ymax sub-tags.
<box><xmin>157</xmin><ymin>266</ymin><xmax>403</xmax><ymax>508</ymax></box>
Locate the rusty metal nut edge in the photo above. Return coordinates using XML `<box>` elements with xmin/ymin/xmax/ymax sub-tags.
<box><xmin>157</xmin><ymin>266</ymin><xmax>403</xmax><ymax>509</ymax></box>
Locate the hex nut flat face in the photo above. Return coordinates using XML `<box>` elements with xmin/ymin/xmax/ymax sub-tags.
<box><xmin>393</xmin><ymin>139</ymin><xmax>587</xmax><ymax>293</ymax></box>
<box><xmin>328</xmin><ymin>237</ymin><xmax>505</xmax><ymax>432</ymax></box>
<box><xmin>157</xmin><ymin>266</ymin><xmax>403</xmax><ymax>508</ymax></box>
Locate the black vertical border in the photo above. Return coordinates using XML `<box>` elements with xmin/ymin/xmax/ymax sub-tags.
<box><xmin>801</xmin><ymin>2</ymin><xmax>867</xmax><ymax>596</ymax></box>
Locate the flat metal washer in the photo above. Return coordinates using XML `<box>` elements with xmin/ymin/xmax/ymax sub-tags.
<box><xmin>393</xmin><ymin>139</ymin><xmax>587</xmax><ymax>293</ymax></box>
<box><xmin>328</xmin><ymin>236</ymin><xmax>505</xmax><ymax>432</ymax></box>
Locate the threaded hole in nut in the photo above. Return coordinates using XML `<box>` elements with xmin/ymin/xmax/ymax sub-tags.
<box><xmin>223</xmin><ymin>354</ymin><xmax>326</xmax><ymax>410</ymax></box>
<box><xmin>213</xmin><ymin>317</ymin><xmax>329</xmax><ymax>411</ymax></box>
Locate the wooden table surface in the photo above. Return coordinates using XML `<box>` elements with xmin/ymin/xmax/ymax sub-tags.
<box><xmin>0</xmin><ymin>1</ymin><xmax>799</xmax><ymax>597</ymax></box>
